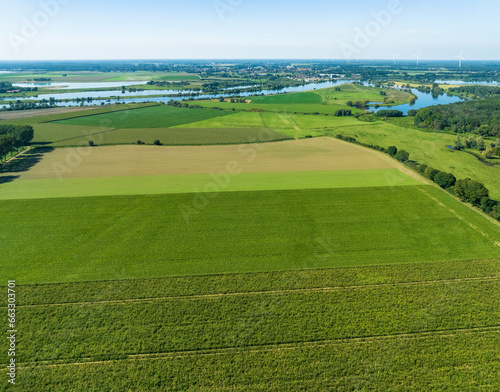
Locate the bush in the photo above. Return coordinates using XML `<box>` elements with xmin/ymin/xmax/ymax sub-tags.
<box><xmin>407</xmin><ymin>109</ymin><xmax>418</xmax><ymax>117</ymax></box>
<box><xmin>424</xmin><ymin>167</ymin><xmax>440</xmax><ymax>181</ymax></box>
<box><xmin>434</xmin><ymin>172</ymin><xmax>456</xmax><ymax>189</ymax></box>
<box><xmin>137</xmin><ymin>140</ymin><xmax>144</xmax><ymax>145</ymax></box>
<box><xmin>480</xmin><ymin>197</ymin><xmax>498</xmax><ymax>213</ymax></box>
<box><xmin>395</xmin><ymin>150</ymin><xmax>410</xmax><ymax>163</ymax></box>
<box><xmin>387</xmin><ymin>146</ymin><xmax>398</xmax><ymax>157</ymax></box>
<box><xmin>88</xmin><ymin>140</ymin><xmax>95</xmax><ymax>147</ymax></box>
<box><xmin>153</xmin><ymin>140</ymin><xmax>162</xmax><ymax>146</ymax></box>
<box><xmin>375</xmin><ymin>110</ymin><xmax>404</xmax><ymax>118</ymax></box>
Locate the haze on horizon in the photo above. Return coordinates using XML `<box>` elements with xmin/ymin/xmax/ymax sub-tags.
<box><xmin>1</xmin><ymin>0</ymin><xmax>499</xmax><ymax>61</ymax></box>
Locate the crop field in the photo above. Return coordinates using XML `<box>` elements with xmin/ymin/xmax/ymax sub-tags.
<box><xmin>53</xmin><ymin>105</ymin><xmax>233</xmax><ymax>129</ymax></box>
<box><xmin>6</xmin><ymin>259</ymin><xmax>500</xmax><ymax>391</ymax></box>
<box><xmin>4</xmin><ymin>138</ymin><xmax>410</xmax><ymax>179</ymax></box>
<box><xmin>0</xmin><ymin>137</ymin><xmax>422</xmax><ymax>199</ymax></box>
<box><xmin>1</xmin><ymin>186</ymin><xmax>500</xmax><ymax>283</ymax></box>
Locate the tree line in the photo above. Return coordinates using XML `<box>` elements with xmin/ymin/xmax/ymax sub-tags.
<box><xmin>335</xmin><ymin>134</ymin><xmax>500</xmax><ymax>222</ymax></box>
<box><xmin>0</xmin><ymin>125</ymin><xmax>34</xmax><ymax>163</ymax></box>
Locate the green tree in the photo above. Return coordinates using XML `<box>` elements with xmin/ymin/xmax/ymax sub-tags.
<box><xmin>454</xmin><ymin>178</ymin><xmax>490</xmax><ymax>206</ymax></box>
<box><xmin>386</xmin><ymin>146</ymin><xmax>397</xmax><ymax>157</ymax></box>
<box><xmin>434</xmin><ymin>172</ymin><xmax>456</xmax><ymax>189</ymax></box>
<box><xmin>395</xmin><ymin>150</ymin><xmax>409</xmax><ymax>163</ymax></box>
<box><xmin>424</xmin><ymin>167</ymin><xmax>439</xmax><ymax>181</ymax></box>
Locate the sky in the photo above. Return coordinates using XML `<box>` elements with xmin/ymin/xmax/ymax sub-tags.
<box><xmin>0</xmin><ymin>0</ymin><xmax>499</xmax><ymax>61</ymax></box>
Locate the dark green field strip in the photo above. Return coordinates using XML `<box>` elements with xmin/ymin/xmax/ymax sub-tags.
<box><xmin>2</xmin><ymin>103</ymin><xmax>158</xmax><ymax>126</ymax></box>
<box><xmin>15</xmin><ymin>259</ymin><xmax>500</xmax><ymax>306</ymax></box>
<box><xmin>1</xmin><ymin>186</ymin><xmax>500</xmax><ymax>284</ymax></box>
<box><xmin>13</xmin><ymin>280</ymin><xmax>500</xmax><ymax>364</ymax></box>
<box><xmin>54</xmin><ymin>105</ymin><xmax>233</xmax><ymax>129</ymax></box>
<box><xmin>68</xmin><ymin>127</ymin><xmax>292</xmax><ymax>147</ymax></box>
<box><xmin>11</xmin><ymin>332</ymin><xmax>499</xmax><ymax>392</ymax></box>
<box><xmin>249</xmin><ymin>92</ymin><xmax>323</xmax><ymax>104</ymax></box>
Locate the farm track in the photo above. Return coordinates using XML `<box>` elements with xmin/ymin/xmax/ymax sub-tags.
<box><xmin>16</xmin><ymin>325</ymin><xmax>500</xmax><ymax>369</ymax></box>
<box><xmin>12</xmin><ymin>275</ymin><xmax>499</xmax><ymax>309</ymax></box>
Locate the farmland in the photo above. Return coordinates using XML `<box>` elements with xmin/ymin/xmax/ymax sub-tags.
<box><xmin>7</xmin><ymin>259</ymin><xmax>500</xmax><ymax>391</ymax></box>
<box><xmin>2</xmin><ymin>83</ymin><xmax>500</xmax><ymax>391</ymax></box>
<box><xmin>1</xmin><ymin>186</ymin><xmax>500</xmax><ymax>284</ymax></box>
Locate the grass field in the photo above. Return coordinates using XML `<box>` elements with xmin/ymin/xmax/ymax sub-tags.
<box><xmin>316</xmin><ymin>83</ymin><xmax>413</xmax><ymax>106</ymax></box>
<box><xmin>6</xmin><ymin>259</ymin><xmax>500</xmax><ymax>391</ymax></box>
<box><xmin>1</xmin><ymin>186</ymin><xmax>499</xmax><ymax>284</ymax></box>
<box><xmin>249</xmin><ymin>91</ymin><xmax>323</xmax><ymax>104</ymax></box>
<box><xmin>0</xmin><ymin>169</ymin><xmax>421</xmax><ymax>200</ymax></box>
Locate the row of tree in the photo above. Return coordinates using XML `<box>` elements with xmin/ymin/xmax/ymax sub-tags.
<box><xmin>334</xmin><ymin>134</ymin><xmax>500</xmax><ymax>222</ymax></box>
<box><xmin>0</xmin><ymin>125</ymin><xmax>34</xmax><ymax>163</ymax></box>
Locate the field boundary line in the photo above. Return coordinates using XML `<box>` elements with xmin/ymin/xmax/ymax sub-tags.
<box><xmin>417</xmin><ymin>186</ymin><xmax>500</xmax><ymax>247</ymax></box>
<box><xmin>14</xmin><ymin>325</ymin><xmax>500</xmax><ymax>369</ymax></box>
<box><xmin>12</xmin><ymin>275</ymin><xmax>499</xmax><ymax>309</ymax></box>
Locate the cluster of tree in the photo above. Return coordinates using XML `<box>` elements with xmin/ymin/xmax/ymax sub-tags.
<box><xmin>1</xmin><ymin>100</ymin><xmax>57</xmax><ymax>112</ymax></box>
<box><xmin>375</xmin><ymin>110</ymin><xmax>404</xmax><ymax>118</ymax></box>
<box><xmin>447</xmin><ymin>85</ymin><xmax>500</xmax><ymax>99</ymax></box>
<box><xmin>334</xmin><ymin>109</ymin><xmax>352</xmax><ymax>117</ymax></box>
<box><xmin>455</xmin><ymin>178</ymin><xmax>500</xmax><ymax>219</ymax></box>
<box><xmin>416</xmin><ymin>83</ymin><xmax>445</xmax><ymax>98</ymax></box>
<box><xmin>146</xmin><ymin>80</ymin><xmax>191</xmax><ymax>87</ymax></box>
<box><xmin>0</xmin><ymin>125</ymin><xmax>34</xmax><ymax>162</ymax></box>
<box><xmin>454</xmin><ymin>135</ymin><xmax>500</xmax><ymax>157</ymax></box>
<box><xmin>414</xmin><ymin>97</ymin><xmax>500</xmax><ymax>137</ymax></box>
<box><xmin>346</xmin><ymin>100</ymin><xmax>369</xmax><ymax>109</ymax></box>
<box><xmin>0</xmin><ymin>81</ymin><xmax>38</xmax><ymax>94</ymax></box>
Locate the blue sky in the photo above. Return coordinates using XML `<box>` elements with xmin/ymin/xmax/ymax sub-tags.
<box><xmin>1</xmin><ymin>0</ymin><xmax>499</xmax><ymax>60</ymax></box>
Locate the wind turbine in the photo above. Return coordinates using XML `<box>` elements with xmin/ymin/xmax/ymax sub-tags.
<box><xmin>456</xmin><ymin>51</ymin><xmax>465</xmax><ymax>68</ymax></box>
<box><xmin>392</xmin><ymin>54</ymin><xmax>399</xmax><ymax>65</ymax></box>
<box><xmin>413</xmin><ymin>53</ymin><xmax>421</xmax><ymax>66</ymax></box>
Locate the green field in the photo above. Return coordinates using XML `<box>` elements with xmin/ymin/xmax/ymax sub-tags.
<box><xmin>54</xmin><ymin>105</ymin><xmax>232</xmax><ymax>129</ymax></box>
<box><xmin>8</xmin><ymin>259</ymin><xmax>500</xmax><ymax>391</ymax></box>
<box><xmin>2</xmin><ymin>186</ymin><xmax>499</xmax><ymax>284</ymax></box>
<box><xmin>249</xmin><ymin>91</ymin><xmax>323</xmax><ymax>104</ymax></box>
<box><xmin>0</xmin><ymin>169</ymin><xmax>419</xmax><ymax>200</ymax></box>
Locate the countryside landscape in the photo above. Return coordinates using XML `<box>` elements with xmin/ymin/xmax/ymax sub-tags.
<box><xmin>1</xmin><ymin>0</ymin><xmax>500</xmax><ymax>391</ymax></box>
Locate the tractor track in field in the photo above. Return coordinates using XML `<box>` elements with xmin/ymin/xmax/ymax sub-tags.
<box><xmin>11</xmin><ymin>275</ymin><xmax>499</xmax><ymax>309</ymax></box>
<box><xmin>14</xmin><ymin>325</ymin><xmax>500</xmax><ymax>369</ymax></box>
